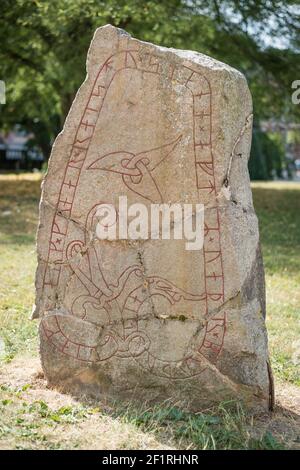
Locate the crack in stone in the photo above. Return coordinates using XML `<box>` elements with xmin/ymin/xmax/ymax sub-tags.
<box><xmin>43</xmin><ymin>198</ymin><xmax>88</xmax><ymax>235</ymax></box>
<box><xmin>223</xmin><ymin>113</ymin><xmax>253</xmax><ymax>188</ymax></box>
<box><xmin>196</xmin><ymin>350</ymin><xmax>265</xmax><ymax>397</ymax></box>
<box><xmin>205</xmin><ymin>290</ymin><xmax>241</xmax><ymax>320</ymax></box>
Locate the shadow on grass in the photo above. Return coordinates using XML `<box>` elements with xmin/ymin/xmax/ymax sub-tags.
<box><xmin>0</xmin><ymin>233</ymin><xmax>36</xmax><ymax>245</ymax></box>
<box><xmin>110</xmin><ymin>400</ymin><xmax>285</xmax><ymax>450</ymax></box>
<box><xmin>55</xmin><ymin>389</ymin><xmax>292</xmax><ymax>450</ymax></box>
<box><xmin>252</xmin><ymin>187</ymin><xmax>300</xmax><ymax>273</ymax></box>
<box><xmin>0</xmin><ymin>178</ymin><xmax>41</xmax><ymax>246</ymax></box>
<box><xmin>0</xmin><ymin>376</ymin><xmax>289</xmax><ymax>450</ymax></box>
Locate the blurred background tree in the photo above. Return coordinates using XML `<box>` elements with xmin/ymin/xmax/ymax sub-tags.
<box><xmin>0</xmin><ymin>0</ymin><xmax>299</xmax><ymax>177</ymax></box>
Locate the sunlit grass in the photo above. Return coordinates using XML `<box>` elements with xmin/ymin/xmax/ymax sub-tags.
<box><xmin>252</xmin><ymin>182</ymin><xmax>300</xmax><ymax>386</ymax></box>
<box><xmin>0</xmin><ymin>175</ymin><xmax>40</xmax><ymax>361</ymax></box>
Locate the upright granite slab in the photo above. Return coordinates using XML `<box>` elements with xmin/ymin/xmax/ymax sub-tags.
<box><xmin>34</xmin><ymin>25</ymin><xmax>273</xmax><ymax>411</ymax></box>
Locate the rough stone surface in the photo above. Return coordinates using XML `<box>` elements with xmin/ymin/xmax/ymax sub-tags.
<box><xmin>34</xmin><ymin>25</ymin><xmax>272</xmax><ymax>411</ymax></box>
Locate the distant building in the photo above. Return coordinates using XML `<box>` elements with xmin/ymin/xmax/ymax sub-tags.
<box><xmin>289</xmin><ymin>142</ymin><xmax>300</xmax><ymax>160</ymax></box>
<box><xmin>261</xmin><ymin>120</ymin><xmax>300</xmax><ymax>178</ymax></box>
<box><xmin>0</xmin><ymin>125</ymin><xmax>44</xmax><ymax>171</ymax></box>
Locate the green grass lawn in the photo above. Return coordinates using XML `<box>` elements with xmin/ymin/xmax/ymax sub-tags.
<box><xmin>0</xmin><ymin>175</ymin><xmax>40</xmax><ymax>362</ymax></box>
<box><xmin>252</xmin><ymin>182</ymin><xmax>300</xmax><ymax>386</ymax></box>
<box><xmin>0</xmin><ymin>174</ymin><xmax>299</xmax><ymax>449</ymax></box>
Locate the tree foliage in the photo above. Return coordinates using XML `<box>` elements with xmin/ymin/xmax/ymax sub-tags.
<box><xmin>0</xmin><ymin>0</ymin><xmax>299</xmax><ymax>161</ymax></box>
<box><xmin>249</xmin><ymin>128</ymin><xmax>284</xmax><ymax>179</ymax></box>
